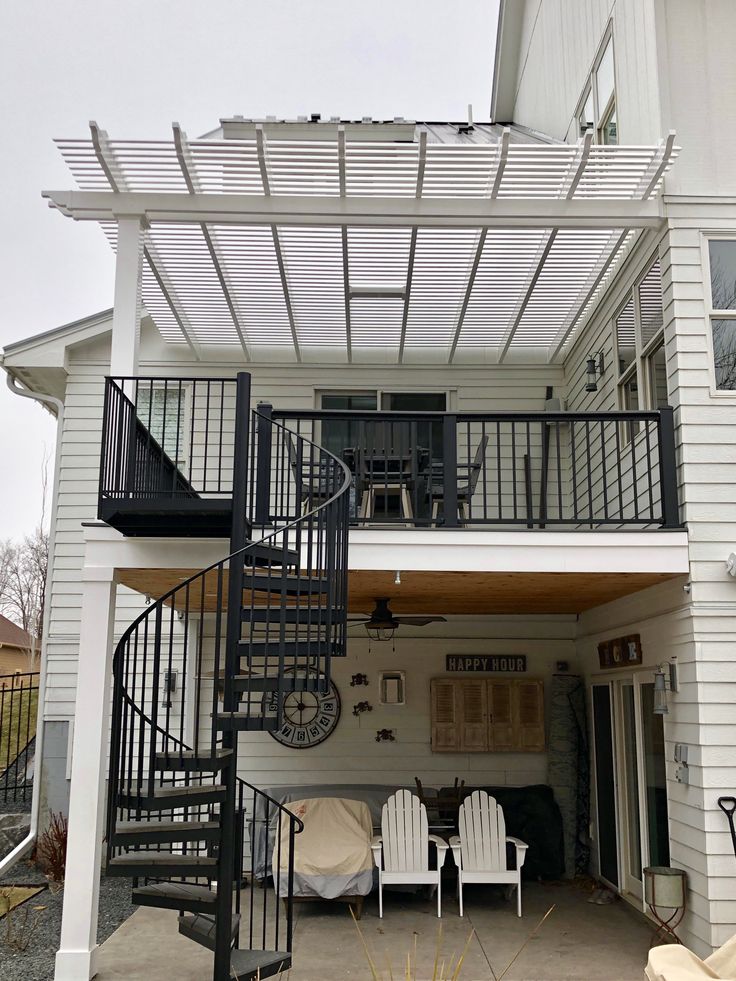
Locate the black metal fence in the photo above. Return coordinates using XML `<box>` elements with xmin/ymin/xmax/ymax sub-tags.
<box><xmin>0</xmin><ymin>672</ymin><xmax>40</xmax><ymax>805</ymax></box>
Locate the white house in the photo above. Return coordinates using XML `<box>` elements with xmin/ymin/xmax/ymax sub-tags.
<box><xmin>2</xmin><ymin>1</ymin><xmax>736</xmax><ymax>978</ymax></box>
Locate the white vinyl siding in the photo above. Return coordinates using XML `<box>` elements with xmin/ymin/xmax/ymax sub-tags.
<box><xmin>510</xmin><ymin>0</ymin><xmax>661</xmax><ymax>144</ymax></box>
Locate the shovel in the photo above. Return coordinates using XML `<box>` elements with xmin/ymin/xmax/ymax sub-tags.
<box><xmin>718</xmin><ymin>797</ymin><xmax>736</xmax><ymax>858</ymax></box>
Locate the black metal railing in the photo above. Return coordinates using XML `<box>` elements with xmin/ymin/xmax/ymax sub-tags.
<box><xmin>273</xmin><ymin>407</ymin><xmax>681</xmax><ymax>529</ymax></box>
<box><xmin>98</xmin><ymin>377</ymin><xmax>680</xmax><ymax>531</ymax></box>
<box><xmin>99</xmin><ymin>377</ymin><xmax>238</xmax><ymax>503</ymax></box>
<box><xmin>0</xmin><ymin>671</ymin><xmax>39</xmax><ymax>805</ymax></box>
<box><xmin>106</xmin><ymin>380</ymin><xmax>351</xmax><ymax>978</ymax></box>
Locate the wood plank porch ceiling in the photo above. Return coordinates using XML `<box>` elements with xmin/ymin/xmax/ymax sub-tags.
<box><xmin>50</xmin><ymin>123</ymin><xmax>678</xmax><ymax>364</ymax></box>
<box><xmin>116</xmin><ymin>568</ymin><xmax>682</xmax><ymax>616</ymax></box>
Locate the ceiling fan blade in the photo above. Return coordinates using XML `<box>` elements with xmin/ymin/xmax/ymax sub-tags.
<box><xmin>395</xmin><ymin>616</ymin><xmax>448</xmax><ymax>626</ymax></box>
<box><xmin>347</xmin><ymin>616</ymin><xmax>370</xmax><ymax>622</ymax></box>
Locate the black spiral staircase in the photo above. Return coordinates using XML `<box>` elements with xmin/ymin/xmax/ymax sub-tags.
<box><xmin>103</xmin><ymin>373</ymin><xmax>351</xmax><ymax>980</ymax></box>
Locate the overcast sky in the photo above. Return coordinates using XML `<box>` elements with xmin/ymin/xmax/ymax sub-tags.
<box><xmin>0</xmin><ymin>0</ymin><xmax>499</xmax><ymax>541</ymax></box>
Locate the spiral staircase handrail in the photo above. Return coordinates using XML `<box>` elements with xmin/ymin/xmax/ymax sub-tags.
<box><xmin>107</xmin><ymin>408</ymin><xmax>351</xmax><ymax>847</ymax></box>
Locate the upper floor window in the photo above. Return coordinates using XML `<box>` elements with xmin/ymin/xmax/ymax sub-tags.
<box><xmin>614</xmin><ymin>258</ymin><xmax>667</xmax><ymax>438</ymax></box>
<box><xmin>707</xmin><ymin>240</ymin><xmax>736</xmax><ymax>390</ymax></box>
<box><xmin>136</xmin><ymin>382</ymin><xmax>188</xmax><ymax>463</ymax></box>
<box><xmin>576</xmin><ymin>30</ymin><xmax>617</xmax><ymax>145</ymax></box>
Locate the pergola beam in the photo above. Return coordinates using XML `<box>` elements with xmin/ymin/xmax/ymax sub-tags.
<box><xmin>497</xmin><ymin>132</ymin><xmax>594</xmax><ymax>363</ymax></box>
<box><xmin>338</xmin><ymin>128</ymin><xmax>351</xmax><ymax>362</ymax></box>
<box><xmin>43</xmin><ymin>190</ymin><xmax>665</xmax><ymax>229</ymax></box>
<box><xmin>546</xmin><ymin>229</ymin><xmax>632</xmax><ymax>363</ymax></box>
<box><xmin>255</xmin><ymin>126</ymin><xmax>301</xmax><ymax>361</ymax></box>
<box><xmin>143</xmin><ymin>244</ymin><xmax>202</xmax><ymax>360</ymax></box>
<box><xmin>173</xmin><ymin>123</ymin><xmax>250</xmax><ymax>359</ymax></box>
<box><xmin>92</xmin><ymin>121</ymin><xmax>202</xmax><ymax>360</ymax></box>
<box><xmin>447</xmin><ymin>130</ymin><xmax>511</xmax><ymax>364</ymax></box>
<box><xmin>398</xmin><ymin>132</ymin><xmax>427</xmax><ymax>364</ymax></box>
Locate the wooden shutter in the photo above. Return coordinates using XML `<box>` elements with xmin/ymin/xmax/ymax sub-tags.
<box><xmin>459</xmin><ymin>681</ymin><xmax>488</xmax><ymax>751</ymax></box>
<box><xmin>515</xmin><ymin>680</ymin><xmax>545</xmax><ymax>752</ymax></box>
<box><xmin>488</xmin><ymin>681</ymin><xmax>515</xmax><ymax>751</ymax></box>
<box><xmin>431</xmin><ymin>680</ymin><xmax>458</xmax><ymax>752</ymax></box>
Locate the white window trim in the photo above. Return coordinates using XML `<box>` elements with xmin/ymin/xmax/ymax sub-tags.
<box><xmin>573</xmin><ymin>21</ymin><xmax>618</xmax><ymax>145</ymax></box>
<box><xmin>701</xmin><ymin>232</ymin><xmax>736</xmax><ymax>400</ymax></box>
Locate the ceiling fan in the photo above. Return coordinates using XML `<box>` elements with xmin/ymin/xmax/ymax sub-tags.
<box><xmin>348</xmin><ymin>597</ymin><xmax>446</xmax><ymax>641</ymax></box>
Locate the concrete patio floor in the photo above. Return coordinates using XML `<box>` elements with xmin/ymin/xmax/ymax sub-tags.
<box><xmin>94</xmin><ymin>881</ymin><xmax>653</xmax><ymax>980</ymax></box>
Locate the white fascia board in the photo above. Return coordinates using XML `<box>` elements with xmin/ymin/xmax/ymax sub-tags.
<box><xmin>42</xmin><ymin>191</ymin><xmax>664</xmax><ymax>230</ymax></box>
<box><xmin>82</xmin><ymin>523</ymin><xmax>227</xmax><ymax>573</ymax></box>
<box><xmin>83</xmin><ymin>523</ymin><xmax>689</xmax><ymax>577</ymax></box>
<box><xmin>345</xmin><ymin>529</ymin><xmax>690</xmax><ymax>574</ymax></box>
<box><xmin>491</xmin><ymin>0</ymin><xmax>525</xmax><ymax>123</ymax></box>
<box><xmin>2</xmin><ymin>309</ymin><xmax>113</xmax><ymax>368</ymax></box>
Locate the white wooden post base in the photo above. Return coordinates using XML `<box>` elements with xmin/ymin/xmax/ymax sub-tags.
<box><xmin>54</xmin><ymin>568</ymin><xmax>117</xmax><ymax>981</ymax></box>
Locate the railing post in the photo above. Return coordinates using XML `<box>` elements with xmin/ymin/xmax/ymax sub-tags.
<box><xmin>215</xmin><ymin>370</ymin><xmax>251</xmax><ymax>981</ymax></box>
<box><xmin>442</xmin><ymin>415</ymin><xmax>459</xmax><ymax>527</ymax></box>
<box><xmin>657</xmin><ymin>406</ymin><xmax>681</xmax><ymax>528</ymax></box>
<box><xmin>255</xmin><ymin>402</ymin><xmax>273</xmax><ymax>527</ymax></box>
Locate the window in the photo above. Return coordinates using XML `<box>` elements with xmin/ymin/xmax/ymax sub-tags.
<box><xmin>136</xmin><ymin>382</ymin><xmax>187</xmax><ymax>463</ymax></box>
<box><xmin>574</xmin><ymin>30</ymin><xmax>617</xmax><ymax>145</ymax></box>
<box><xmin>707</xmin><ymin>240</ymin><xmax>736</xmax><ymax>390</ymax></box>
<box><xmin>614</xmin><ymin>258</ymin><xmax>667</xmax><ymax>439</ymax></box>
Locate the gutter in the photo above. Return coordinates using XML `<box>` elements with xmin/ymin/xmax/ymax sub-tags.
<box><xmin>0</xmin><ymin>367</ymin><xmax>64</xmax><ymax>873</ymax></box>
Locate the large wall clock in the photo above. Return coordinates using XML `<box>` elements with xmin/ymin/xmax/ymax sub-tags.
<box><xmin>266</xmin><ymin>679</ymin><xmax>341</xmax><ymax>749</ymax></box>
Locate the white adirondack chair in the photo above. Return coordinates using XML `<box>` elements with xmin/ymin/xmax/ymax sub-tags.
<box><xmin>450</xmin><ymin>791</ymin><xmax>528</xmax><ymax>917</ymax></box>
<box><xmin>371</xmin><ymin>789</ymin><xmax>449</xmax><ymax>918</ymax></box>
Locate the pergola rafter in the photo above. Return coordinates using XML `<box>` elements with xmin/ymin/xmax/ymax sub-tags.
<box><xmin>90</xmin><ymin>121</ymin><xmax>203</xmax><ymax>360</ymax></box>
<box><xmin>257</xmin><ymin>126</ymin><xmax>301</xmax><ymax>361</ymax></box>
<box><xmin>398</xmin><ymin>131</ymin><xmax>427</xmax><ymax>364</ymax></box>
<box><xmin>172</xmin><ymin>123</ymin><xmax>250</xmax><ymax>359</ymax></box>
<box><xmin>497</xmin><ymin>131</ymin><xmax>593</xmax><ymax>363</ymax></box>
<box><xmin>49</xmin><ymin>125</ymin><xmax>679</xmax><ymax>363</ymax></box>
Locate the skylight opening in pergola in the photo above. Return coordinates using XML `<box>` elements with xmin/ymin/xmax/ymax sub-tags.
<box><xmin>49</xmin><ymin>123</ymin><xmax>678</xmax><ymax>364</ymax></box>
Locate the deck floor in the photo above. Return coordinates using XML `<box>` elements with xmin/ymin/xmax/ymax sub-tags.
<box><xmin>94</xmin><ymin>880</ymin><xmax>653</xmax><ymax>980</ymax></box>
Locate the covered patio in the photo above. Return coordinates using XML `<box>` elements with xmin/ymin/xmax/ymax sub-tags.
<box><xmin>93</xmin><ymin>880</ymin><xmax>653</xmax><ymax>980</ymax></box>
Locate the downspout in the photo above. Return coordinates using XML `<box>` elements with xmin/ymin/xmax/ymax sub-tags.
<box><xmin>0</xmin><ymin>367</ymin><xmax>65</xmax><ymax>872</ymax></box>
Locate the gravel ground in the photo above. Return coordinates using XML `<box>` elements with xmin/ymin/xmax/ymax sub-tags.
<box><xmin>0</xmin><ymin>859</ymin><xmax>135</xmax><ymax>981</ymax></box>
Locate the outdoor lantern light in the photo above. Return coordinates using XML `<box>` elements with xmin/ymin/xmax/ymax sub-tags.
<box><xmin>653</xmin><ymin>661</ymin><xmax>678</xmax><ymax>715</ymax></box>
<box><xmin>653</xmin><ymin>668</ymin><xmax>668</xmax><ymax>714</ymax></box>
<box><xmin>365</xmin><ymin>624</ymin><xmax>396</xmax><ymax>643</ymax></box>
<box><xmin>585</xmin><ymin>351</ymin><xmax>606</xmax><ymax>392</ymax></box>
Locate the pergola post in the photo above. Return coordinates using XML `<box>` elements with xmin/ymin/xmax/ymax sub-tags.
<box><xmin>54</xmin><ymin>567</ymin><xmax>117</xmax><ymax>981</ymax></box>
<box><xmin>110</xmin><ymin>216</ymin><xmax>143</xmax><ymax>377</ymax></box>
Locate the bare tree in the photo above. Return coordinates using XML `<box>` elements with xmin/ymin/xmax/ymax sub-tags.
<box><xmin>0</xmin><ymin>455</ymin><xmax>50</xmax><ymax>671</ymax></box>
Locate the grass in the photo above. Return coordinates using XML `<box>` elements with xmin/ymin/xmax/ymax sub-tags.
<box><xmin>352</xmin><ymin>904</ymin><xmax>556</xmax><ymax>981</ymax></box>
<box><xmin>0</xmin><ymin>686</ymin><xmax>38</xmax><ymax>772</ymax></box>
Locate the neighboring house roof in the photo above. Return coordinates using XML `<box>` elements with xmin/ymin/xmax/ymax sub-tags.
<box><xmin>0</xmin><ymin>614</ymin><xmax>37</xmax><ymax>651</ymax></box>
<box><xmin>1</xmin><ymin>307</ymin><xmax>112</xmax><ymax>357</ymax></box>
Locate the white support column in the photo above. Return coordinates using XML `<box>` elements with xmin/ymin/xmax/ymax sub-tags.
<box><xmin>110</xmin><ymin>216</ymin><xmax>143</xmax><ymax>377</ymax></box>
<box><xmin>55</xmin><ymin>567</ymin><xmax>117</xmax><ymax>981</ymax></box>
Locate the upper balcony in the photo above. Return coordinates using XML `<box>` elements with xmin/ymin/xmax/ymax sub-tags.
<box><xmin>98</xmin><ymin>376</ymin><xmax>681</xmax><ymax>538</ymax></box>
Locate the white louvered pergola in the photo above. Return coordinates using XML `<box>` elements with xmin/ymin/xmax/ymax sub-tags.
<box><xmin>45</xmin><ymin>121</ymin><xmax>678</xmax><ymax>364</ymax></box>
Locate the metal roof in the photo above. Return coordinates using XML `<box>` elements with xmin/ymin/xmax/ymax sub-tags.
<box><xmin>47</xmin><ymin>121</ymin><xmax>678</xmax><ymax>364</ymax></box>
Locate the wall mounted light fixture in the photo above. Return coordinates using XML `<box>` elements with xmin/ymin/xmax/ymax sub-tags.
<box><xmin>653</xmin><ymin>661</ymin><xmax>678</xmax><ymax>715</ymax></box>
<box><xmin>585</xmin><ymin>351</ymin><xmax>606</xmax><ymax>393</ymax></box>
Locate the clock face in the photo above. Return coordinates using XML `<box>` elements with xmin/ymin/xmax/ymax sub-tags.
<box><xmin>266</xmin><ymin>679</ymin><xmax>341</xmax><ymax>749</ymax></box>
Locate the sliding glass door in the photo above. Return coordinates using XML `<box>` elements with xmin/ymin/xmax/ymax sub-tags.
<box><xmin>592</xmin><ymin>675</ymin><xmax>670</xmax><ymax>904</ymax></box>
